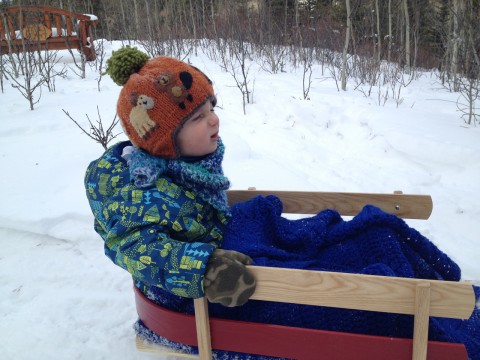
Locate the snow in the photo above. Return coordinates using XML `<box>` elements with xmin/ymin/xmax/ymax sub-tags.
<box><xmin>0</xmin><ymin>40</ymin><xmax>479</xmax><ymax>359</ymax></box>
<box><xmin>83</xmin><ymin>14</ymin><xmax>98</xmax><ymax>21</ymax></box>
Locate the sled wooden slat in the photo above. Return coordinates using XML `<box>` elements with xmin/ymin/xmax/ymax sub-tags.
<box><xmin>412</xmin><ymin>283</ymin><xmax>431</xmax><ymax>360</ymax></box>
<box><xmin>227</xmin><ymin>189</ymin><xmax>433</xmax><ymax>219</ymax></box>
<box><xmin>247</xmin><ymin>266</ymin><xmax>474</xmax><ymax>319</ymax></box>
<box><xmin>194</xmin><ymin>297</ymin><xmax>213</xmax><ymax>360</ymax></box>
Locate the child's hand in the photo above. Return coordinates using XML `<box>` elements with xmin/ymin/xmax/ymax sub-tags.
<box><xmin>204</xmin><ymin>249</ymin><xmax>256</xmax><ymax>307</ymax></box>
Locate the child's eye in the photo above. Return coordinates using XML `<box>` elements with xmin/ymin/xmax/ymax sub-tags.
<box><xmin>189</xmin><ymin>113</ymin><xmax>201</xmax><ymax>122</ymax></box>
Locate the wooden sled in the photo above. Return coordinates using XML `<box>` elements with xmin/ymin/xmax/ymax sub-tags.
<box><xmin>134</xmin><ymin>189</ymin><xmax>476</xmax><ymax>360</ymax></box>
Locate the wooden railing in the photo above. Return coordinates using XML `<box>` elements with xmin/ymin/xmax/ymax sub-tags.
<box><xmin>0</xmin><ymin>5</ymin><xmax>97</xmax><ymax>61</ymax></box>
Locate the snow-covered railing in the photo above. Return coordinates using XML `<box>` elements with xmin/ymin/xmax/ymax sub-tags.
<box><xmin>0</xmin><ymin>5</ymin><xmax>97</xmax><ymax>61</ymax></box>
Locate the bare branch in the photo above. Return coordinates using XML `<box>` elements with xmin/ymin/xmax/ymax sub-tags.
<box><xmin>63</xmin><ymin>107</ymin><xmax>121</xmax><ymax>150</ymax></box>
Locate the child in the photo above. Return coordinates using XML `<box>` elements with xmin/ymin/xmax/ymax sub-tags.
<box><xmin>85</xmin><ymin>47</ymin><xmax>479</xmax><ymax>359</ymax></box>
<box><xmin>84</xmin><ymin>46</ymin><xmax>256</xmax><ymax>308</ymax></box>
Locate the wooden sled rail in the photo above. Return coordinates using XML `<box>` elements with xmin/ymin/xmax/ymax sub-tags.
<box><xmin>227</xmin><ymin>189</ymin><xmax>433</xmax><ymax>219</ymax></box>
<box><xmin>247</xmin><ymin>266</ymin><xmax>474</xmax><ymax>319</ymax></box>
<box><xmin>191</xmin><ymin>267</ymin><xmax>475</xmax><ymax>360</ymax></box>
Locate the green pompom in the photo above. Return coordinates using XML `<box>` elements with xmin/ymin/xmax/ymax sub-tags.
<box><xmin>105</xmin><ymin>46</ymin><xmax>150</xmax><ymax>86</ymax></box>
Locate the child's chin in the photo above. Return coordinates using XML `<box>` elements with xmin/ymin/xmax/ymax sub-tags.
<box><xmin>209</xmin><ymin>142</ymin><xmax>218</xmax><ymax>154</ymax></box>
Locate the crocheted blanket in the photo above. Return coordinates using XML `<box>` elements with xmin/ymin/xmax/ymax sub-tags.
<box><xmin>136</xmin><ymin>195</ymin><xmax>480</xmax><ymax>360</ymax></box>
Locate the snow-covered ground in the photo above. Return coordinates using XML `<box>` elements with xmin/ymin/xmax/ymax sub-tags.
<box><xmin>1</xmin><ymin>41</ymin><xmax>479</xmax><ymax>359</ymax></box>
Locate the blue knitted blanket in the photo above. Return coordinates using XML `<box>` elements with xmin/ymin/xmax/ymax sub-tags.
<box><xmin>136</xmin><ymin>195</ymin><xmax>480</xmax><ymax>360</ymax></box>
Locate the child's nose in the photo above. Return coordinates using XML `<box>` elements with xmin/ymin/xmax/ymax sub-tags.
<box><xmin>209</xmin><ymin>113</ymin><xmax>219</xmax><ymax>126</ymax></box>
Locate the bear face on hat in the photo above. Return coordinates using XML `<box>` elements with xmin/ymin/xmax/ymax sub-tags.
<box><xmin>115</xmin><ymin>55</ymin><xmax>214</xmax><ymax>159</ymax></box>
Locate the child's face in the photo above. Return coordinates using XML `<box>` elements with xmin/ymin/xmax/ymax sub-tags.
<box><xmin>177</xmin><ymin>99</ymin><xmax>220</xmax><ymax>157</ymax></box>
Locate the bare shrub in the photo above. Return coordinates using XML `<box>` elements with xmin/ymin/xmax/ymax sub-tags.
<box><xmin>63</xmin><ymin>106</ymin><xmax>120</xmax><ymax>150</ymax></box>
<box><xmin>457</xmin><ymin>76</ymin><xmax>479</xmax><ymax>125</ymax></box>
<box><xmin>301</xmin><ymin>47</ymin><xmax>314</xmax><ymax>100</ymax></box>
<box><xmin>217</xmin><ymin>38</ymin><xmax>253</xmax><ymax>115</ymax></box>
<box><xmin>38</xmin><ymin>50</ymin><xmax>66</xmax><ymax>93</ymax></box>
<box><xmin>5</xmin><ymin>50</ymin><xmax>45</xmax><ymax>110</ymax></box>
<box><xmin>257</xmin><ymin>44</ymin><xmax>287</xmax><ymax>74</ymax></box>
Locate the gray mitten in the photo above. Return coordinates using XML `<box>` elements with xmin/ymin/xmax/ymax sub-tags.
<box><xmin>204</xmin><ymin>249</ymin><xmax>256</xmax><ymax>307</ymax></box>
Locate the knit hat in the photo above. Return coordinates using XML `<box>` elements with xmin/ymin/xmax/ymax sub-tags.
<box><xmin>105</xmin><ymin>47</ymin><xmax>215</xmax><ymax>158</ymax></box>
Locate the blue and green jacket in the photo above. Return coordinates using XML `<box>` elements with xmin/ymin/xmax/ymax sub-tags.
<box><xmin>84</xmin><ymin>141</ymin><xmax>229</xmax><ymax>298</ymax></box>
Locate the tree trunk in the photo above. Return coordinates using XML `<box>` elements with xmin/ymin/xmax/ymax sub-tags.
<box><xmin>118</xmin><ymin>0</ymin><xmax>125</xmax><ymax>40</ymax></box>
<box><xmin>211</xmin><ymin>0</ymin><xmax>217</xmax><ymax>37</ymax></box>
<box><xmin>201</xmin><ymin>0</ymin><xmax>206</xmax><ymax>38</ymax></box>
<box><xmin>413</xmin><ymin>3</ymin><xmax>420</xmax><ymax>70</ymax></box>
<box><xmin>189</xmin><ymin>0</ymin><xmax>197</xmax><ymax>39</ymax></box>
<box><xmin>295</xmin><ymin>0</ymin><xmax>302</xmax><ymax>49</ymax></box>
<box><xmin>450</xmin><ymin>0</ymin><xmax>460</xmax><ymax>90</ymax></box>
<box><xmin>375</xmin><ymin>0</ymin><xmax>381</xmax><ymax>62</ymax></box>
<box><xmin>133</xmin><ymin>0</ymin><xmax>140</xmax><ymax>40</ymax></box>
<box><xmin>101</xmin><ymin>0</ymin><xmax>112</xmax><ymax>40</ymax></box>
<box><xmin>403</xmin><ymin>0</ymin><xmax>411</xmax><ymax>69</ymax></box>
<box><xmin>341</xmin><ymin>0</ymin><xmax>351</xmax><ymax>91</ymax></box>
<box><xmin>466</xmin><ymin>1</ymin><xmax>480</xmax><ymax>69</ymax></box>
<box><xmin>388</xmin><ymin>0</ymin><xmax>392</xmax><ymax>62</ymax></box>
<box><xmin>144</xmin><ymin>0</ymin><xmax>152</xmax><ymax>40</ymax></box>
<box><xmin>467</xmin><ymin>80</ymin><xmax>473</xmax><ymax>125</ymax></box>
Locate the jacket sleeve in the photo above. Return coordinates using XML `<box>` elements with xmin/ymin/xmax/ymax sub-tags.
<box><xmin>85</xmin><ymin>149</ymin><xmax>223</xmax><ymax>298</ymax></box>
<box><xmin>100</xmin><ymin>214</ymin><xmax>217</xmax><ymax>299</ymax></box>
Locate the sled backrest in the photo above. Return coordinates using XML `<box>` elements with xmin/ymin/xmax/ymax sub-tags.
<box><xmin>190</xmin><ymin>190</ymin><xmax>474</xmax><ymax>360</ymax></box>
<box><xmin>227</xmin><ymin>189</ymin><xmax>433</xmax><ymax>219</ymax></box>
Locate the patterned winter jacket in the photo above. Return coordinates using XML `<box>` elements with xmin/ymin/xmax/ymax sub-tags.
<box><xmin>84</xmin><ymin>141</ymin><xmax>229</xmax><ymax>298</ymax></box>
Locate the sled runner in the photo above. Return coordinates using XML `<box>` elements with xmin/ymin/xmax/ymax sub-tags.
<box><xmin>134</xmin><ymin>189</ymin><xmax>476</xmax><ymax>360</ymax></box>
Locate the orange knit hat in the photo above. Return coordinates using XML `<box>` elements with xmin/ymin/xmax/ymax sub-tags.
<box><xmin>107</xmin><ymin>48</ymin><xmax>214</xmax><ymax>158</ymax></box>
